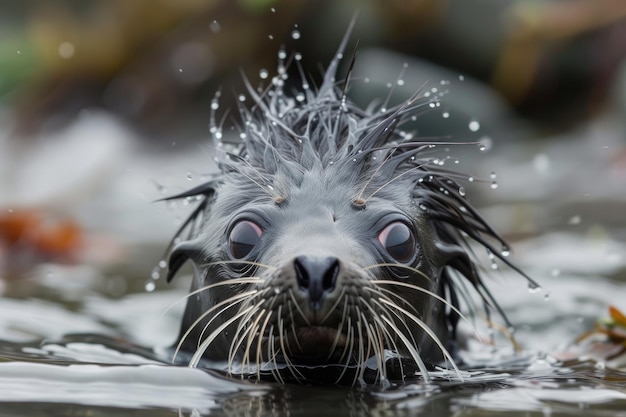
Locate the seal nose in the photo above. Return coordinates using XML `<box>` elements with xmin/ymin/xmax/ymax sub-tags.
<box><xmin>294</xmin><ymin>255</ymin><xmax>340</xmax><ymax>304</ymax></box>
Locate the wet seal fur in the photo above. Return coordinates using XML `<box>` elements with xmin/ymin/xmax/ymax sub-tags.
<box><xmin>162</xmin><ymin>22</ymin><xmax>539</xmax><ymax>386</ymax></box>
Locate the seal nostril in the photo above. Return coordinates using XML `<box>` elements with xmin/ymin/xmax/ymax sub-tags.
<box><xmin>323</xmin><ymin>259</ymin><xmax>339</xmax><ymax>291</ymax></box>
<box><xmin>293</xmin><ymin>255</ymin><xmax>340</xmax><ymax>304</ymax></box>
<box><xmin>294</xmin><ymin>257</ymin><xmax>310</xmax><ymax>289</ymax></box>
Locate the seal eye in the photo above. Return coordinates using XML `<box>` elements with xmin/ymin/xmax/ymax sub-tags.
<box><xmin>229</xmin><ymin>220</ymin><xmax>263</xmax><ymax>259</ymax></box>
<box><xmin>378</xmin><ymin>222</ymin><xmax>416</xmax><ymax>263</ymax></box>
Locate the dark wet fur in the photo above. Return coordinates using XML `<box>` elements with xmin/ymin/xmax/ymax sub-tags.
<box><xmin>162</xmin><ymin>21</ymin><xmax>538</xmax><ymax>386</ymax></box>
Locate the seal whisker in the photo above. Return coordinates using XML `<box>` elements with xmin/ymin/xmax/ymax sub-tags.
<box><xmin>286</xmin><ymin>301</ymin><xmax>303</xmax><ymax>354</ymax></box>
<box><xmin>194</xmin><ymin>259</ymin><xmax>276</xmax><ymax>271</ymax></box>
<box><xmin>373</xmin><ymin>313</ymin><xmax>405</xmax><ymax>383</ymax></box>
<box><xmin>371</xmin><ymin>279</ymin><xmax>481</xmax><ymax>339</ymax></box>
<box><xmin>277</xmin><ymin>306</ymin><xmax>306</xmax><ymax>383</ymax></box>
<box><xmin>241</xmin><ymin>308</ymin><xmax>266</xmax><ymax>375</ymax></box>
<box><xmin>189</xmin><ymin>303</ymin><xmax>258</xmax><ymax>367</ymax></box>
<box><xmin>172</xmin><ymin>290</ymin><xmax>257</xmax><ymax>363</ymax></box>
<box><xmin>255</xmin><ymin>309</ymin><xmax>274</xmax><ymax>380</ymax></box>
<box><xmin>335</xmin><ymin>317</ymin><xmax>355</xmax><ymax>384</ymax></box>
<box><xmin>360</xmin><ymin>311</ymin><xmax>385</xmax><ymax>383</ymax></box>
<box><xmin>380</xmin><ymin>315</ymin><xmax>431</xmax><ymax>383</ymax></box>
<box><xmin>368</xmin><ymin>292</ymin><xmax>420</xmax><ymax>350</ymax></box>
<box><xmin>355</xmin><ymin>317</ymin><xmax>366</xmax><ymax>386</ymax></box>
<box><xmin>267</xmin><ymin>324</ymin><xmax>286</xmax><ymax>384</ymax></box>
<box><xmin>364</xmin><ymin>285</ymin><xmax>421</xmax><ymax>316</ymax></box>
<box><xmin>360</xmin><ymin>296</ymin><xmax>411</xmax><ymax>380</ymax></box>
<box><xmin>196</xmin><ymin>291</ymin><xmax>261</xmax><ymax>349</ymax></box>
<box><xmin>325</xmin><ymin>289</ymin><xmax>350</xmax><ymax>361</ymax></box>
<box><xmin>287</xmin><ymin>289</ymin><xmax>310</xmax><ymax>326</ymax></box>
<box><xmin>363</xmin><ymin>263</ymin><xmax>432</xmax><ymax>285</ymax></box>
<box><xmin>320</xmin><ymin>286</ymin><xmax>347</xmax><ymax>324</ymax></box>
<box><xmin>379</xmin><ymin>298</ymin><xmax>462</xmax><ymax>380</ymax></box>
<box><xmin>161</xmin><ymin>278</ymin><xmax>262</xmax><ymax>319</ymax></box>
<box><xmin>226</xmin><ymin>303</ymin><xmax>261</xmax><ymax>375</ymax></box>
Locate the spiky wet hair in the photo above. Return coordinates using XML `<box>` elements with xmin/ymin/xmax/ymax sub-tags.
<box><xmin>163</xmin><ymin>22</ymin><xmax>538</xmax><ymax>338</ymax></box>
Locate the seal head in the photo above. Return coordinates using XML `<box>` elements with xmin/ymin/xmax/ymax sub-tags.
<box><xmin>163</xmin><ymin>25</ymin><xmax>538</xmax><ymax>385</ymax></box>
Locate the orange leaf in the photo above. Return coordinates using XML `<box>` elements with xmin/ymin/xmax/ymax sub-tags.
<box><xmin>609</xmin><ymin>305</ymin><xmax>626</xmax><ymax>328</ymax></box>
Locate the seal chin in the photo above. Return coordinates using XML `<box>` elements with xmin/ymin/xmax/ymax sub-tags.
<box><xmin>291</xmin><ymin>326</ymin><xmax>346</xmax><ymax>360</ymax></box>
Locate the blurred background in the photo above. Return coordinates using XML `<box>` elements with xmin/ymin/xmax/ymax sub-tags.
<box><xmin>0</xmin><ymin>0</ymin><xmax>625</xmax><ymax>350</ymax></box>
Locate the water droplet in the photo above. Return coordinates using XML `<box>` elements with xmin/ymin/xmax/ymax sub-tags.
<box><xmin>490</xmin><ymin>181</ymin><xmax>498</xmax><ymax>190</ymax></box>
<box><xmin>543</xmin><ymin>292</ymin><xmax>551</xmax><ymax>301</ymax></box>
<box><xmin>294</xmin><ymin>52</ymin><xmax>302</xmax><ymax>61</ymax></box>
<box><xmin>145</xmin><ymin>281</ymin><xmax>156</xmax><ymax>292</ymax></box>
<box><xmin>429</xmin><ymin>102</ymin><xmax>436</xmax><ymax>108</ymax></box>
<box><xmin>278</xmin><ymin>50</ymin><xmax>287</xmax><ymax>60</ymax></box>
<box><xmin>397</xmin><ymin>79</ymin><xmax>405</xmax><ymax>86</ymax></box>
<box><xmin>158</xmin><ymin>260</ymin><xmax>167</xmax><ymax>269</ymax></box>
<box><xmin>551</xmin><ymin>269</ymin><xmax>560</xmax><ymax>277</ymax></box>
<box><xmin>274</xmin><ymin>288</ymin><xmax>281</xmax><ymax>294</ymax></box>
<box><xmin>268</xmin><ymin>34</ymin><xmax>274</xmax><ymax>40</ymax></box>
<box><xmin>151</xmin><ymin>270</ymin><xmax>160</xmax><ymax>280</ymax></box>
<box><xmin>270</xmin><ymin>7</ymin><xmax>276</xmax><ymax>12</ymax></box>
<box><xmin>458</xmin><ymin>186</ymin><xmax>466</xmax><ymax>196</ymax></box>
<box><xmin>186</xmin><ymin>172</ymin><xmax>193</xmax><ymax>180</ymax></box>
<box><xmin>419</xmin><ymin>204</ymin><xmax>428</xmax><ymax>211</ymax></box>
<box><xmin>468</xmin><ymin>119</ymin><xmax>480</xmax><ymax>132</ymax></box>
<box><xmin>468</xmin><ymin>176</ymin><xmax>474</xmax><ymax>182</ymax></box>
<box><xmin>210</xmin><ymin>20</ymin><xmax>221</xmax><ymax>33</ymax></box>
<box><xmin>291</xmin><ymin>30</ymin><xmax>301</xmax><ymax>40</ymax></box>
<box><xmin>16</xmin><ymin>50</ymin><xmax>21</xmax><ymax>55</ymax></box>
<box><xmin>211</xmin><ymin>101</ymin><xmax>219</xmax><ymax>110</ymax></box>
<box><xmin>528</xmin><ymin>283</ymin><xmax>542</xmax><ymax>293</ymax></box>
<box><xmin>238</xmin><ymin>94</ymin><xmax>246</xmax><ymax>102</ymax></box>
<box><xmin>385</xmin><ymin>82</ymin><xmax>392</xmax><ymax>89</ymax></box>
<box><xmin>259</xmin><ymin>69</ymin><xmax>269</xmax><ymax>79</ymax></box>
<box><xmin>501</xmin><ymin>248</ymin><xmax>510</xmax><ymax>257</ymax></box>
<box><xmin>459</xmin><ymin>74</ymin><xmax>465</xmax><ymax>81</ymax></box>
<box><xmin>478</xmin><ymin>137</ymin><xmax>492</xmax><ymax>152</ymax></box>
<box><xmin>442</xmin><ymin>111</ymin><xmax>450</xmax><ymax>118</ymax></box>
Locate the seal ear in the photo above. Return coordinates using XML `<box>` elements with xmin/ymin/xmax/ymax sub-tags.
<box><xmin>160</xmin><ymin>180</ymin><xmax>218</xmax><ymax>283</ymax></box>
<box><xmin>167</xmin><ymin>239</ymin><xmax>204</xmax><ymax>283</ymax></box>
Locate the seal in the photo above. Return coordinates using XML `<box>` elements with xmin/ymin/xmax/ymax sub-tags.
<box><xmin>162</xmin><ymin>22</ymin><xmax>539</xmax><ymax>386</ymax></box>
